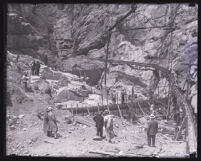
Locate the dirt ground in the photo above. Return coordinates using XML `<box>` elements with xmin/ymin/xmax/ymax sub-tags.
<box><xmin>6</xmin><ymin>91</ymin><xmax>187</xmax><ymax>158</ymax></box>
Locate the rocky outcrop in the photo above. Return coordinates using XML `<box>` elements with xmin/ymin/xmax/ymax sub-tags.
<box><xmin>7</xmin><ymin>4</ymin><xmax>197</xmax><ymax>102</ymax></box>
<box><xmin>7</xmin><ymin>13</ymin><xmax>43</xmax><ymax>57</ymax></box>
<box><xmin>60</xmin><ymin>55</ymin><xmax>104</xmax><ymax>71</ymax></box>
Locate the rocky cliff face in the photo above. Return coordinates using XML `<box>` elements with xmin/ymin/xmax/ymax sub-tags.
<box><xmin>7</xmin><ymin>3</ymin><xmax>197</xmax><ymax>100</ymax></box>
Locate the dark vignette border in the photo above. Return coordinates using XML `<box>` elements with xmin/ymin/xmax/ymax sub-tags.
<box><xmin>0</xmin><ymin>0</ymin><xmax>199</xmax><ymax>161</ymax></box>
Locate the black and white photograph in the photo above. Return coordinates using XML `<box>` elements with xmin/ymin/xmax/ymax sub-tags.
<box><xmin>5</xmin><ymin>3</ymin><xmax>197</xmax><ymax>157</ymax></box>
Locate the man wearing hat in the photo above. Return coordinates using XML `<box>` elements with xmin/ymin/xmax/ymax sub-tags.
<box><xmin>43</xmin><ymin>106</ymin><xmax>58</xmax><ymax>139</ymax></box>
<box><xmin>103</xmin><ymin>110</ymin><xmax>115</xmax><ymax>143</ymax></box>
<box><xmin>93</xmin><ymin>111</ymin><xmax>104</xmax><ymax>138</ymax></box>
<box><xmin>147</xmin><ymin>114</ymin><xmax>158</xmax><ymax>147</ymax></box>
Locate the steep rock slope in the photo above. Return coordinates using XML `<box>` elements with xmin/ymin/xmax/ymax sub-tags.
<box><xmin>7</xmin><ymin>4</ymin><xmax>197</xmax><ymax>100</ymax></box>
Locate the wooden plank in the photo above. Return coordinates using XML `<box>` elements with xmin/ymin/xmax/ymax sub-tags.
<box><xmin>76</xmin><ymin>104</ymin><xmax>78</xmax><ymax>115</ymax></box>
<box><xmin>97</xmin><ymin>103</ymin><xmax>100</xmax><ymax>112</ymax></box>
<box><xmin>74</xmin><ymin>116</ymin><xmax>95</xmax><ymax>127</ymax></box>
<box><xmin>137</xmin><ymin>102</ymin><xmax>148</xmax><ymax>116</ymax></box>
<box><xmin>89</xmin><ymin>150</ymin><xmax>116</xmax><ymax>156</ymax></box>
<box><xmin>176</xmin><ymin>116</ymin><xmax>187</xmax><ymax>140</ymax></box>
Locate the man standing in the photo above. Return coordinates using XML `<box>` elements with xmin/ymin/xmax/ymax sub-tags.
<box><xmin>35</xmin><ymin>61</ymin><xmax>41</xmax><ymax>75</ymax></box>
<box><xmin>44</xmin><ymin>55</ymin><xmax>48</xmax><ymax>65</ymax></box>
<box><xmin>93</xmin><ymin>111</ymin><xmax>104</xmax><ymax>138</ymax></box>
<box><xmin>21</xmin><ymin>73</ymin><xmax>29</xmax><ymax>92</ymax></box>
<box><xmin>43</xmin><ymin>106</ymin><xmax>58</xmax><ymax>139</ymax></box>
<box><xmin>31</xmin><ymin>60</ymin><xmax>36</xmax><ymax>75</ymax></box>
<box><xmin>132</xmin><ymin>86</ymin><xmax>134</xmax><ymax>98</ymax></box>
<box><xmin>147</xmin><ymin>114</ymin><xmax>158</xmax><ymax>147</ymax></box>
<box><xmin>103</xmin><ymin>110</ymin><xmax>115</xmax><ymax>143</ymax></box>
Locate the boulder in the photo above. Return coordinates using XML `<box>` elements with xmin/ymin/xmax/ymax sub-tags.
<box><xmin>7</xmin><ymin>84</ymin><xmax>32</xmax><ymax>104</ymax></box>
<box><xmin>88</xmin><ymin>48</ymin><xmax>106</xmax><ymax>59</ymax></box>
<box><xmin>57</xmin><ymin>76</ymin><xmax>70</xmax><ymax>87</ymax></box>
<box><xmin>40</xmin><ymin>67</ymin><xmax>55</xmax><ymax>80</ymax></box>
<box><xmin>34</xmin><ymin>79</ymin><xmax>52</xmax><ymax>95</ymax></box>
<box><xmin>54</xmin><ymin>87</ymin><xmax>84</xmax><ymax>103</ymax></box>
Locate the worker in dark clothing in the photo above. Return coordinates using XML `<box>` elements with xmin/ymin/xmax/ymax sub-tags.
<box><xmin>35</xmin><ymin>61</ymin><xmax>38</xmax><ymax>75</ymax></box>
<box><xmin>44</xmin><ymin>55</ymin><xmax>48</xmax><ymax>65</ymax></box>
<box><xmin>147</xmin><ymin>114</ymin><xmax>158</xmax><ymax>147</ymax></box>
<box><xmin>121</xmin><ymin>90</ymin><xmax>125</xmax><ymax>104</ymax></box>
<box><xmin>132</xmin><ymin>87</ymin><xmax>134</xmax><ymax>98</ymax></box>
<box><xmin>31</xmin><ymin>60</ymin><xmax>36</xmax><ymax>75</ymax></box>
<box><xmin>93</xmin><ymin>111</ymin><xmax>104</xmax><ymax>138</ymax></box>
<box><xmin>35</xmin><ymin>61</ymin><xmax>41</xmax><ymax>75</ymax></box>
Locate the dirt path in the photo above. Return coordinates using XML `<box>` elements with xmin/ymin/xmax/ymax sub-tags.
<box><xmin>7</xmin><ymin>106</ymin><xmax>187</xmax><ymax>157</ymax></box>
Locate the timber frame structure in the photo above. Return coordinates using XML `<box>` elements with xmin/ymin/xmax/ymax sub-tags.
<box><xmin>94</xmin><ymin>4</ymin><xmax>197</xmax><ymax>156</ymax></box>
<box><xmin>93</xmin><ymin>57</ymin><xmax>197</xmax><ymax>156</ymax></box>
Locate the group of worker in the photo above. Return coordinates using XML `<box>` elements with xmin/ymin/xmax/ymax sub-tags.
<box><xmin>111</xmin><ymin>87</ymin><xmax>135</xmax><ymax>104</ymax></box>
<box><xmin>31</xmin><ymin>60</ymin><xmax>41</xmax><ymax>76</ymax></box>
<box><xmin>93</xmin><ymin>110</ymin><xmax>115</xmax><ymax>143</ymax></box>
<box><xmin>93</xmin><ymin>106</ymin><xmax>158</xmax><ymax>146</ymax></box>
<box><xmin>21</xmin><ymin>60</ymin><xmax>41</xmax><ymax>92</ymax></box>
<box><xmin>43</xmin><ymin>105</ymin><xmax>158</xmax><ymax>147</ymax></box>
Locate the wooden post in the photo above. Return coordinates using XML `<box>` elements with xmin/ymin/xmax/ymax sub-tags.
<box><xmin>101</xmin><ymin>91</ymin><xmax>103</xmax><ymax>106</ymax></box>
<box><xmin>76</xmin><ymin>104</ymin><xmax>78</xmax><ymax>115</ymax></box>
<box><xmin>87</xmin><ymin>106</ymin><xmax>90</xmax><ymax>116</ymax></box>
<box><xmin>107</xmin><ymin>89</ymin><xmax>109</xmax><ymax>108</ymax></box>
<box><xmin>71</xmin><ymin>104</ymin><xmax>74</xmax><ymax>121</ymax></box>
<box><xmin>81</xmin><ymin>104</ymin><xmax>83</xmax><ymax>116</ymax></box>
<box><xmin>116</xmin><ymin>93</ymin><xmax>118</xmax><ymax>105</ymax></box>
<box><xmin>117</xmin><ymin>104</ymin><xmax>123</xmax><ymax>119</ymax></box>
<box><xmin>71</xmin><ymin>103</ymin><xmax>73</xmax><ymax>114</ymax></box>
<box><xmin>125</xmin><ymin>91</ymin><xmax>127</xmax><ymax>103</ymax></box>
<box><xmin>107</xmin><ymin>104</ymin><xmax>110</xmax><ymax>114</ymax></box>
<box><xmin>104</xmin><ymin>35</ymin><xmax>111</xmax><ymax>86</ymax></box>
<box><xmin>65</xmin><ymin>104</ymin><xmax>68</xmax><ymax>116</ymax></box>
<box><xmin>138</xmin><ymin>102</ymin><xmax>147</xmax><ymax>117</ymax></box>
<box><xmin>98</xmin><ymin>103</ymin><xmax>100</xmax><ymax>113</ymax></box>
<box><xmin>166</xmin><ymin>83</ymin><xmax>172</xmax><ymax>119</ymax></box>
<box><xmin>92</xmin><ymin>106</ymin><xmax>94</xmax><ymax>115</ymax></box>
